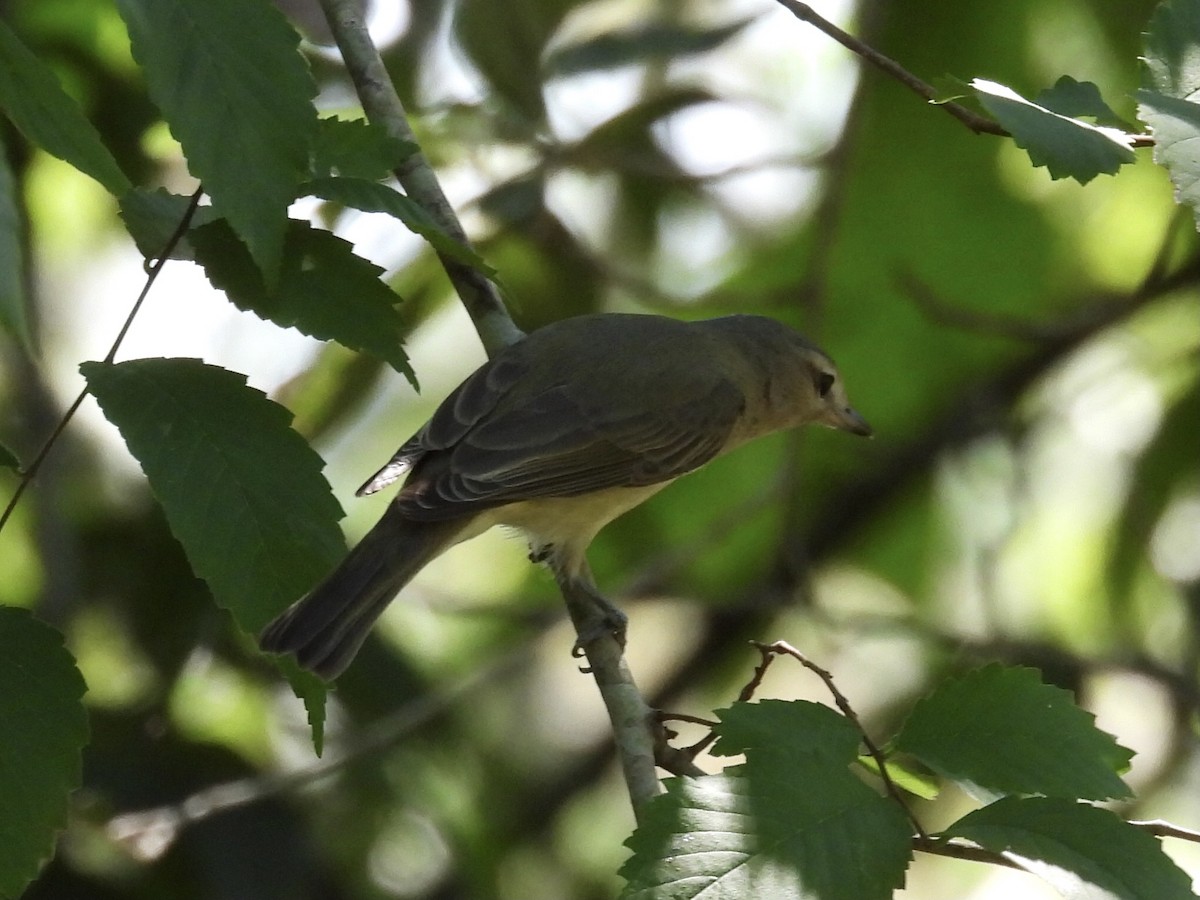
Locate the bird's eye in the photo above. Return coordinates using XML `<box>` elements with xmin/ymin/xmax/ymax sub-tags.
<box><xmin>814</xmin><ymin>371</ymin><xmax>835</xmax><ymax>398</ymax></box>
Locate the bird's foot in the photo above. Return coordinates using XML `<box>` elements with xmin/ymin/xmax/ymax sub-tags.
<box><xmin>571</xmin><ymin>599</ymin><xmax>628</xmax><ymax>660</ymax></box>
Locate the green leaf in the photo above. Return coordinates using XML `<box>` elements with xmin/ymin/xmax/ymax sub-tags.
<box><xmin>1136</xmin><ymin>92</ymin><xmax>1200</xmax><ymax>229</ymax></box>
<box><xmin>944</xmin><ymin>798</ymin><xmax>1196</xmax><ymax>900</ymax></box>
<box><xmin>190</xmin><ymin>218</ymin><xmax>414</xmax><ymax>382</ymax></box>
<box><xmin>1142</xmin><ymin>0</ymin><xmax>1200</xmax><ymax>100</ymax></box>
<box><xmin>0</xmin><ymin>18</ymin><xmax>129</xmax><ymax>195</ymax></box>
<box><xmin>0</xmin><ymin>132</ymin><xmax>29</xmax><ymax>349</ymax></box>
<box><xmin>621</xmin><ymin>701</ymin><xmax>912</xmax><ymax>900</ymax></box>
<box><xmin>304</xmin><ymin>176</ymin><xmax>494</xmax><ymax>275</ymax></box>
<box><xmin>543</xmin><ymin>19</ymin><xmax>752</xmax><ymax>77</ymax></box>
<box><xmin>894</xmin><ymin>664</ymin><xmax>1133</xmax><ymax>801</ymax></box>
<box><xmin>310</xmin><ymin>117</ymin><xmax>416</xmax><ymax>181</ymax></box>
<box><xmin>1139</xmin><ymin>0</ymin><xmax>1200</xmax><ymax>230</ymax></box>
<box><xmin>1035</xmin><ymin>76</ymin><xmax>1131</xmax><ymax>129</ymax></box>
<box><xmin>971</xmin><ymin>78</ymin><xmax>1137</xmax><ymax>184</ymax></box>
<box><xmin>118</xmin><ymin>188</ymin><xmax>221</xmax><ymax>262</ymax></box>
<box><xmin>81</xmin><ymin>358</ymin><xmax>338</xmax><ymax>745</ymax></box>
<box><xmin>115</xmin><ymin>0</ymin><xmax>318</xmax><ymax>280</ymax></box>
<box><xmin>0</xmin><ymin>607</ymin><xmax>88</xmax><ymax>897</ymax></box>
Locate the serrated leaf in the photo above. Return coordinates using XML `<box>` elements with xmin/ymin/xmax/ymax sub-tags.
<box><xmin>0</xmin><ymin>133</ymin><xmax>29</xmax><ymax>349</ymax></box>
<box><xmin>118</xmin><ymin>188</ymin><xmax>221</xmax><ymax>262</ymax></box>
<box><xmin>621</xmin><ymin>701</ymin><xmax>911</xmax><ymax>900</ymax></box>
<box><xmin>190</xmin><ymin>218</ymin><xmax>414</xmax><ymax>382</ymax></box>
<box><xmin>895</xmin><ymin>665</ymin><xmax>1133</xmax><ymax>801</ymax></box>
<box><xmin>81</xmin><ymin>358</ymin><xmax>336</xmax><ymax>745</ymax></box>
<box><xmin>304</xmin><ymin>176</ymin><xmax>494</xmax><ymax>275</ymax></box>
<box><xmin>0</xmin><ymin>18</ymin><xmax>129</xmax><ymax>195</ymax></box>
<box><xmin>1137</xmin><ymin>92</ymin><xmax>1200</xmax><ymax>229</ymax></box>
<box><xmin>945</xmin><ymin>798</ymin><xmax>1196</xmax><ymax>900</ymax></box>
<box><xmin>0</xmin><ymin>607</ymin><xmax>88</xmax><ymax>897</ymax></box>
<box><xmin>1142</xmin><ymin>0</ymin><xmax>1200</xmax><ymax>100</ymax></box>
<box><xmin>543</xmin><ymin>18</ymin><xmax>751</xmax><ymax>78</ymax></box>
<box><xmin>1139</xmin><ymin>0</ymin><xmax>1200</xmax><ymax>231</ymax></box>
<box><xmin>972</xmin><ymin>78</ymin><xmax>1136</xmax><ymax>184</ymax></box>
<box><xmin>1036</xmin><ymin>76</ymin><xmax>1131</xmax><ymax>129</ymax></box>
<box><xmin>311</xmin><ymin>117</ymin><xmax>416</xmax><ymax>181</ymax></box>
<box><xmin>115</xmin><ymin>0</ymin><xmax>318</xmax><ymax>280</ymax></box>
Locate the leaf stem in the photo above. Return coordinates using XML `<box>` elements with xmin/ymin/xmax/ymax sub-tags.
<box><xmin>0</xmin><ymin>188</ymin><xmax>203</xmax><ymax>536</ymax></box>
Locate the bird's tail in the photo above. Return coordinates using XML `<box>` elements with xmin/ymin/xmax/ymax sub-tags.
<box><xmin>259</xmin><ymin>505</ymin><xmax>462</xmax><ymax>680</ymax></box>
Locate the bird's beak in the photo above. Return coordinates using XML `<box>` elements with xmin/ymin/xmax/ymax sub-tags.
<box><xmin>828</xmin><ymin>406</ymin><xmax>873</xmax><ymax>437</ymax></box>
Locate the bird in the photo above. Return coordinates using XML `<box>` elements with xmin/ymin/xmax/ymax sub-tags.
<box><xmin>259</xmin><ymin>312</ymin><xmax>871</xmax><ymax>680</ymax></box>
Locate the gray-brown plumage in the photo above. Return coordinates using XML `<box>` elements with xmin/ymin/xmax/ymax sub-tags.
<box><xmin>259</xmin><ymin>313</ymin><xmax>871</xmax><ymax>679</ymax></box>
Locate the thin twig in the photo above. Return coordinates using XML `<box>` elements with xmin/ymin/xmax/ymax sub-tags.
<box><xmin>913</xmin><ymin>836</ymin><xmax>1026</xmax><ymax>870</ymax></box>
<box><xmin>1129</xmin><ymin>819</ymin><xmax>1200</xmax><ymax>844</ymax></box>
<box><xmin>0</xmin><ymin>188</ymin><xmax>203</xmax><ymax>536</ymax></box>
<box><xmin>776</xmin><ymin>0</ymin><xmax>1154</xmax><ymax>147</ymax></box>
<box><xmin>753</xmin><ymin>640</ymin><xmax>928</xmax><ymax>840</ymax></box>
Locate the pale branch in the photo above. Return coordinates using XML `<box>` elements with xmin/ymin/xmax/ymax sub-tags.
<box><xmin>315</xmin><ymin>0</ymin><xmax>665</xmax><ymax>820</ymax></box>
<box><xmin>315</xmin><ymin>0</ymin><xmax>520</xmax><ymax>357</ymax></box>
<box><xmin>776</xmin><ymin>0</ymin><xmax>1154</xmax><ymax>148</ymax></box>
<box><xmin>0</xmin><ymin>189</ymin><xmax>203</xmax><ymax>536</ymax></box>
<box><xmin>558</xmin><ymin>574</ymin><xmax>663</xmax><ymax>820</ymax></box>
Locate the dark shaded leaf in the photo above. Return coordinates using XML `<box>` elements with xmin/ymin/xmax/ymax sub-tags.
<box><xmin>82</xmin><ymin>358</ymin><xmax>336</xmax><ymax>745</ymax></box>
<box><xmin>190</xmin><ymin>218</ymin><xmax>414</xmax><ymax>382</ymax></box>
<box><xmin>0</xmin><ymin>607</ymin><xmax>88</xmax><ymax>898</ymax></box>
<box><xmin>116</xmin><ymin>0</ymin><xmax>318</xmax><ymax>279</ymax></box>
<box><xmin>310</xmin><ymin>117</ymin><xmax>416</xmax><ymax>180</ymax></box>
<box><xmin>305</xmin><ymin>176</ymin><xmax>492</xmax><ymax>274</ymax></box>
<box><xmin>0</xmin><ymin>18</ymin><xmax>129</xmax><ymax>195</ymax></box>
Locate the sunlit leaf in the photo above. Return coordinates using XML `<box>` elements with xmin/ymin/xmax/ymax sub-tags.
<box><xmin>621</xmin><ymin>701</ymin><xmax>911</xmax><ymax>900</ymax></box>
<box><xmin>1139</xmin><ymin>0</ymin><xmax>1200</xmax><ymax>229</ymax></box>
<box><xmin>972</xmin><ymin>78</ymin><xmax>1137</xmax><ymax>184</ymax></box>
<box><xmin>945</xmin><ymin>798</ymin><xmax>1195</xmax><ymax>900</ymax></box>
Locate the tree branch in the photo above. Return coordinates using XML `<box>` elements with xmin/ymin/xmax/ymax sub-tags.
<box><xmin>315</xmin><ymin>0</ymin><xmax>521</xmax><ymax>356</ymax></box>
<box><xmin>315</xmin><ymin>0</ymin><xmax>664</xmax><ymax>821</ymax></box>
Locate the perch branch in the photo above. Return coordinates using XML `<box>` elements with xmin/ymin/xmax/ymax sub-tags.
<box><xmin>316</xmin><ymin>0</ymin><xmax>663</xmax><ymax>818</ymax></box>
<box><xmin>315</xmin><ymin>0</ymin><xmax>521</xmax><ymax>356</ymax></box>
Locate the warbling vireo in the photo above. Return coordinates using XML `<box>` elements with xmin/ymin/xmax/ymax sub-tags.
<box><xmin>260</xmin><ymin>313</ymin><xmax>871</xmax><ymax>679</ymax></box>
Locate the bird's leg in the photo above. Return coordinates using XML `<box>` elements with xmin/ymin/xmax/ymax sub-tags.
<box><xmin>544</xmin><ymin>552</ymin><xmax>628</xmax><ymax>658</ymax></box>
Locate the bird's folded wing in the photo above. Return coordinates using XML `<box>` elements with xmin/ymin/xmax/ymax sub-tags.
<box><xmin>397</xmin><ymin>379</ymin><xmax>745</xmax><ymax>517</ymax></box>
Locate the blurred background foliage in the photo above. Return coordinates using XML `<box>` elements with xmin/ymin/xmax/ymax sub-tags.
<box><xmin>1</xmin><ymin>0</ymin><xmax>1198</xmax><ymax>897</ymax></box>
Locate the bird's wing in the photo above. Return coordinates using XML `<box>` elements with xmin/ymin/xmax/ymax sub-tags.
<box><xmin>356</xmin><ymin>354</ymin><xmax>530</xmax><ymax>496</ymax></box>
<box><xmin>396</xmin><ymin>377</ymin><xmax>746</xmax><ymax>519</ymax></box>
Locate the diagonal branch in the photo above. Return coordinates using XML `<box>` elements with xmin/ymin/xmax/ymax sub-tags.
<box><xmin>315</xmin><ymin>0</ymin><xmax>521</xmax><ymax>356</ymax></box>
<box><xmin>314</xmin><ymin>0</ymin><xmax>663</xmax><ymax>820</ymax></box>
